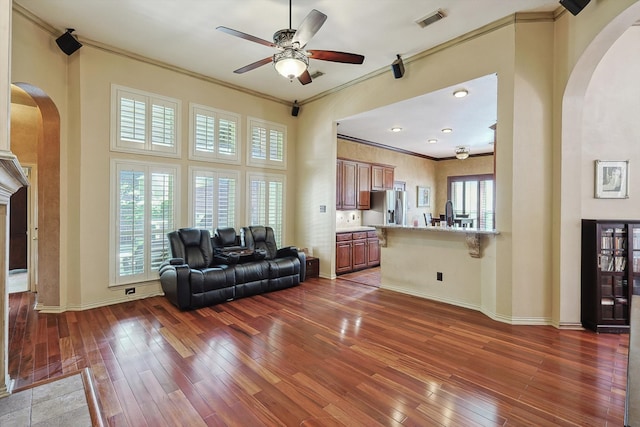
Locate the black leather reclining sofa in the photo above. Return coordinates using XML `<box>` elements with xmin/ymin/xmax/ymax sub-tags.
<box><xmin>159</xmin><ymin>225</ymin><xmax>306</xmax><ymax>310</ymax></box>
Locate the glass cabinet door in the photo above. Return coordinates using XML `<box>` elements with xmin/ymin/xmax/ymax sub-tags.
<box><xmin>599</xmin><ymin>225</ymin><xmax>628</xmax><ymax>320</ymax></box>
<box><xmin>633</xmin><ymin>226</ymin><xmax>640</xmax><ymax>295</ymax></box>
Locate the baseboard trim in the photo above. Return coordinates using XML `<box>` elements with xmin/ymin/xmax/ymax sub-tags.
<box><xmin>381</xmin><ymin>285</ymin><xmax>553</xmax><ymax>326</ymax></box>
<box><xmin>36</xmin><ymin>291</ymin><xmax>165</xmax><ymax>313</ymax></box>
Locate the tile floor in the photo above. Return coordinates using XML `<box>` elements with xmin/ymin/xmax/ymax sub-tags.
<box><xmin>0</xmin><ymin>373</ymin><xmax>92</xmax><ymax>426</ymax></box>
<box><xmin>8</xmin><ymin>270</ymin><xmax>28</xmax><ymax>294</ymax></box>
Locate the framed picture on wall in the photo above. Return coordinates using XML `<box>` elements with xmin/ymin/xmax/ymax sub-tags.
<box><xmin>417</xmin><ymin>186</ymin><xmax>431</xmax><ymax>207</ymax></box>
<box><xmin>595</xmin><ymin>160</ymin><xmax>629</xmax><ymax>199</ymax></box>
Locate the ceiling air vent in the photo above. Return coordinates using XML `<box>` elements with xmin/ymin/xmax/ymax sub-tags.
<box><xmin>310</xmin><ymin>70</ymin><xmax>324</xmax><ymax>79</ymax></box>
<box><xmin>415</xmin><ymin>9</ymin><xmax>445</xmax><ymax>28</ymax></box>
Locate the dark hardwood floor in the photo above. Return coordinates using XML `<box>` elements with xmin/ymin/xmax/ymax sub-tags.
<box><xmin>8</xmin><ymin>275</ymin><xmax>629</xmax><ymax>426</ymax></box>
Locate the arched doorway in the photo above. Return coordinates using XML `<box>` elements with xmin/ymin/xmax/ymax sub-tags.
<box><xmin>558</xmin><ymin>4</ymin><xmax>640</xmax><ymax>326</ymax></box>
<box><xmin>10</xmin><ymin>83</ymin><xmax>61</xmax><ymax>308</ymax></box>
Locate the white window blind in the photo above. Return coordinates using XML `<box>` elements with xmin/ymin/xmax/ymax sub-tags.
<box><xmin>119</xmin><ymin>97</ymin><xmax>145</xmax><ymax>144</ymax></box>
<box><xmin>190</xmin><ymin>168</ymin><xmax>239</xmax><ymax>234</ymax></box>
<box><xmin>247</xmin><ymin>117</ymin><xmax>286</xmax><ymax>169</ymax></box>
<box><xmin>248</xmin><ymin>172</ymin><xmax>285</xmax><ymax>246</ymax></box>
<box><xmin>189</xmin><ymin>104</ymin><xmax>240</xmax><ymax>164</ymax></box>
<box><xmin>111</xmin><ymin>85</ymin><xmax>181</xmax><ymax>157</ymax></box>
<box><xmin>112</xmin><ymin>160</ymin><xmax>179</xmax><ymax>286</ymax></box>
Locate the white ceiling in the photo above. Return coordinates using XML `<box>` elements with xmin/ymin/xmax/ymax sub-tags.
<box><xmin>15</xmin><ymin>0</ymin><xmax>563</xmax><ymax>158</ymax></box>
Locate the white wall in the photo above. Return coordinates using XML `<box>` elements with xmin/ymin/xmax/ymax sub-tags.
<box><xmin>297</xmin><ymin>19</ymin><xmax>557</xmax><ymax>324</ymax></box>
<box><xmin>11</xmin><ymin>12</ymin><xmax>301</xmax><ymax>310</ymax></box>
<box><xmin>581</xmin><ymin>26</ymin><xmax>640</xmax><ymax>217</ymax></box>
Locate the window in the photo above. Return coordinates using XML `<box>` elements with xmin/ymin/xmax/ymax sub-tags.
<box><xmin>247</xmin><ymin>172</ymin><xmax>285</xmax><ymax>246</ymax></box>
<box><xmin>189</xmin><ymin>103</ymin><xmax>241</xmax><ymax>164</ymax></box>
<box><xmin>111</xmin><ymin>160</ymin><xmax>179</xmax><ymax>286</ymax></box>
<box><xmin>247</xmin><ymin>117</ymin><xmax>286</xmax><ymax>169</ymax></box>
<box><xmin>111</xmin><ymin>85</ymin><xmax>181</xmax><ymax>157</ymax></box>
<box><xmin>189</xmin><ymin>167</ymin><xmax>240</xmax><ymax>234</ymax></box>
<box><xmin>447</xmin><ymin>174</ymin><xmax>495</xmax><ymax>229</ymax></box>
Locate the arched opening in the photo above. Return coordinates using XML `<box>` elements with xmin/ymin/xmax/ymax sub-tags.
<box><xmin>559</xmin><ymin>4</ymin><xmax>640</xmax><ymax>325</ymax></box>
<box><xmin>10</xmin><ymin>83</ymin><xmax>60</xmax><ymax>308</ymax></box>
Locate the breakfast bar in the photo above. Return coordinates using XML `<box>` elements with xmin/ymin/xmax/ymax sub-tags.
<box><xmin>373</xmin><ymin>224</ymin><xmax>499</xmax><ymax>258</ymax></box>
<box><xmin>370</xmin><ymin>224</ymin><xmax>500</xmax><ymax>314</ymax></box>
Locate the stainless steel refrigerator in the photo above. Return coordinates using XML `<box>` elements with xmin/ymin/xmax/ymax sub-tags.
<box><xmin>362</xmin><ymin>190</ymin><xmax>407</xmax><ymax>226</ymax></box>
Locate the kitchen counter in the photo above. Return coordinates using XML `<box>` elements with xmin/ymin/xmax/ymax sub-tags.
<box><xmin>371</xmin><ymin>224</ymin><xmax>499</xmax><ymax>258</ymax></box>
<box><xmin>371</xmin><ymin>224</ymin><xmax>499</xmax><ymax>235</ymax></box>
<box><xmin>336</xmin><ymin>226</ymin><xmax>376</xmax><ymax>233</ymax></box>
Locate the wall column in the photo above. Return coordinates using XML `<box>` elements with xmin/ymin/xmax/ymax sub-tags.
<box><xmin>0</xmin><ymin>0</ymin><xmax>29</xmax><ymax>397</ymax></box>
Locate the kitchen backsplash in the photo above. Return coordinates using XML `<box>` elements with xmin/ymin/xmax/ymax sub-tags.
<box><xmin>336</xmin><ymin>210</ymin><xmax>362</xmax><ymax>229</ymax></box>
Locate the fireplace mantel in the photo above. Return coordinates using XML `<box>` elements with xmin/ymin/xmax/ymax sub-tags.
<box><xmin>0</xmin><ymin>151</ymin><xmax>29</xmax><ymax>200</ymax></box>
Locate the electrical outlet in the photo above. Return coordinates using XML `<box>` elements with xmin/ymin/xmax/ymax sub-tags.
<box><xmin>125</xmin><ymin>287</ymin><xmax>135</xmax><ymax>295</ymax></box>
<box><xmin>437</xmin><ymin>272</ymin><xmax>443</xmax><ymax>281</ymax></box>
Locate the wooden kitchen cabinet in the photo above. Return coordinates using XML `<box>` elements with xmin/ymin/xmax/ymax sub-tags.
<box><xmin>352</xmin><ymin>232</ymin><xmax>368</xmax><ymax>270</ymax></box>
<box><xmin>340</xmin><ymin>160</ymin><xmax>358</xmax><ymax>210</ymax></box>
<box><xmin>367</xmin><ymin>231</ymin><xmax>380</xmax><ymax>267</ymax></box>
<box><xmin>371</xmin><ymin>164</ymin><xmax>395</xmax><ymax>191</ymax></box>
<box><xmin>336</xmin><ymin>159</ymin><xmax>343</xmax><ymax>209</ymax></box>
<box><xmin>336</xmin><ymin>233</ymin><xmax>353</xmax><ymax>274</ymax></box>
<box><xmin>356</xmin><ymin>163</ymin><xmax>371</xmax><ymax>210</ymax></box>
<box><xmin>336</xmin><ymin>230</ymin><xmax>380</xmax><ymax>274</ymax></box>
<box><xmin>336</xmin><ymin>159</ymin><xmax>370</xmax><ymax>210</ymax></box>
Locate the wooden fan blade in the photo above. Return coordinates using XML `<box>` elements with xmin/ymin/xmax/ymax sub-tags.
<box><xmin>308</xmin><ymin>50</ymin><xmax>365</xmax><ymax>64</ymax></box>
<box><xmin>297</xmin><ymin>70</ymin><xmax>312</xmax><ymax>85</ymax></box>
<box><xmin>292</xmin><ymin>9</ymin><xmax>327</xmax><ymax>48</ymax></box>
<box><xmin>234</xmin><ymin>57</ymin><xmax>273</xmax><ymax>74</ymax></box>
<box><xmin>216</xmin><ymin>26</ymin><xmax>276</xmax><ymax>48</ymax></box>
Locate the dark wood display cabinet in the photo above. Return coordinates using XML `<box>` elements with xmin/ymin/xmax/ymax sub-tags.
<box><xmin>581</xmin><ymin>219</ymin><xmax>640</xmax><ymax>333</ymax></box>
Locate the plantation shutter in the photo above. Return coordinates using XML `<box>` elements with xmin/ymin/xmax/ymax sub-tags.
<box><xmin>118</xmin><ymin>169</ymin><xmax>146</xmax><ymax>279</ymax></box>
<box><xmin>151</xmin><ymin>102</ymin><xmax>176</xmax><ymax>148</ymax></box>
<box><xmin>218</xmin><ymin>117</ymin><xmax>236</xmax><ymax>156</ymax></box>
<box><xmin>249</xmin><ymin>178</ymin><xmax>267</xmax><ymax>226</ymax></box>
<box><xmin>218</xmin><ymin>176</ymin><xmax>236</xmax><ymax>228</ymax></box>
<box><xmin>119</xmin><ymin>97</ymin><xmax>146</xmax><ymax>144</ymax></box>
<box><xmin>150</xmin><ymin>172</ymin><xmax>175</xmax><ymax>270</ymax></box>
<box><xmin>195</xmin><ymin>113</ymin><xmax>215</xmax><ymax>154</ymax></box>
<box><xmin>252</xmin><ymin>126</ymin><xmax>268</xmax><ymax>160</ymax></box>
<box><xmin>269</xmin><ymin>129</ymin><xmax>284</xmax><ymax>162</ymax></box>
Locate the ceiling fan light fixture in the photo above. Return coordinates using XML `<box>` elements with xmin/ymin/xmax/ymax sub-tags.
<box><xmin>455</xmin><ymin>146</ymin><xmax>470</xmax><ymax>160</ymax></box>
<box><xmin>274</xmin><ymin>48</ymin><xmax>309</xmax><ymax>79</ymax></box>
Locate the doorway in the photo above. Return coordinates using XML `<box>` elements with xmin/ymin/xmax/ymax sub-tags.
<box><xmin>8</xmin><ymin>166</ymin><xmax>36</xmax><ymax>294</ymax></box>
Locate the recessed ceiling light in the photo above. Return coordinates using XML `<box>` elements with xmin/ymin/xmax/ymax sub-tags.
<box><xmin>390</xmin><ymin>127</ymin><xmax>402</xmax><ymax>132</ymax></box>
<box><xmin>453</xmin><ymin>89</ymin><xmax>468</xmax><ymax>98</ymax></box>
<box><xmin>441</xmin><ymin>128</ymin><xmax>453</xmax><ymax>133</ymax></box>
<box><xmin>427</xmin><ymin>139</ymin><xmax>437</xmax><ymax>144</ymax></box>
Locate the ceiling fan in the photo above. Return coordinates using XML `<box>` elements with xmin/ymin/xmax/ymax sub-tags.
<box><xmin>216</xmin><ymin>0</ymin><xmax>365</xmax><ymax>85</ymax></box>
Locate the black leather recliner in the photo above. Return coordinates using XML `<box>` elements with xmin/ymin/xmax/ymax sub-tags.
<box><xmin>159</xmin><ymin>226</ymin><xmax>305</xmax><ymax>310</ymax></box>
<box><xmin>160</xmin><ymin>228</ymin><xmax>235</xmax><ymax>309</ymax></box>
<box><xmin>241</xmin><ymin>226</ymin><xmax>306</xmax><ymax>291</ymax></box>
